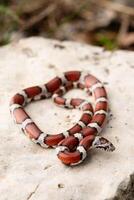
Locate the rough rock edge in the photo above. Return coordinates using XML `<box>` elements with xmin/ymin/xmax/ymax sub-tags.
<box><xmin>107</xmin><ymin>173</ymin><xmax>134</xmax><ymax>200</ymax></box>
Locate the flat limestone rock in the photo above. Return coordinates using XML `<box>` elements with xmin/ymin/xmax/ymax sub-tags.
<box><xmin>0</xmin><ymin>37</ymin><xmax>134</xmax><ymax>200</ymax></box>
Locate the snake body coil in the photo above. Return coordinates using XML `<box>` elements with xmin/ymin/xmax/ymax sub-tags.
<box><xmin>10</xmin><ymin>71</ymin><xmax>115</xmax><ymax>166</ymax></box>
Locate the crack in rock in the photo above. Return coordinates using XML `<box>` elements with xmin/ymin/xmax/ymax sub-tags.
<box><xmin>27</xmin><ymin>183</ymin><xmax>40</xmax><ymax>200</ymax></box>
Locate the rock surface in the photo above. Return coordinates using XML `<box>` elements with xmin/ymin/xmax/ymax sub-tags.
<box><xmin>0</xmin><ymin>37</ymin><xmax>134</xmax><ymax>200</ymax></box>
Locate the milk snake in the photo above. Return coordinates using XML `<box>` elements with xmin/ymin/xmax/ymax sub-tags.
<box><xmin>10</xmin><ymin>71</ymin><xmax>115</xmax><ymax>166</ymax></box>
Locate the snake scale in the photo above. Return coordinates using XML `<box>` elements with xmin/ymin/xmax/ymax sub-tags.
<box><xmin>10</xmin><ymin>71</ymin><xmax>115</xmax><ymax>166</ymax></box>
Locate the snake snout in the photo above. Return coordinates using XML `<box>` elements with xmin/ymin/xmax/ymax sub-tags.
<box><xmin>92</xmin><ymin>136</ymin><xmax>115</xmax><ymax>152</ymax></box>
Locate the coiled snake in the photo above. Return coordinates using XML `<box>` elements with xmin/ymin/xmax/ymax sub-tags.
<box><xmin>10</xmin><ymin>71</ymin><xmax>115</xmax><ymax>166</ymax></box>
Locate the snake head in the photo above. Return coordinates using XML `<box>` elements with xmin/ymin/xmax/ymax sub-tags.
<box><xmin>92</xmin><ymin>136</ymin><xmax>115</xmax><ymax>152</ymax></box>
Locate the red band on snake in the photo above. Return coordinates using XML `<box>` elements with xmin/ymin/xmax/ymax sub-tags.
<box><xmin>10</xmin><ymin>71</ymin><xmax>115</xmax><ymax>166</ymax></box>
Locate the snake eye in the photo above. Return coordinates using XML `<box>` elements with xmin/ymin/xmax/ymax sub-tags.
<box><xmin>92</xmin><ymin>136</ymin><xmax>115</xmax><ymax>152</ymax></box>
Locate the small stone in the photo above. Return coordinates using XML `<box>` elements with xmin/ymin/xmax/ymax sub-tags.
<box><xmin>54</xmin><ymin>43</ymin><xmax>65</xmax><ymax>49</ymax></box>
<box><xmin>44</xmin><ymin>164</ymin><xmax>52</xmax><ymax>170</ymax></box>
<box><xmin>48</xmin><ymin>64</ymin><xmax>56</xmax><ymax>69</ymax></box>
<box><xmin>58</xmin><ymin>183</ymin><xmax>64</xmax><ymax>189</ymax></box>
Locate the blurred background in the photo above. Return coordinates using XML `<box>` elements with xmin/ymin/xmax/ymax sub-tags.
<box><xmin>0</xmin><ymin>0</ymin><xmax>133</xmax><ymax>50</ymax></box>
